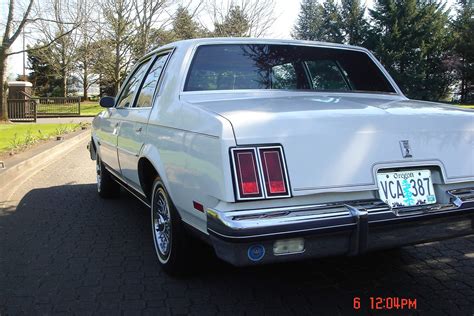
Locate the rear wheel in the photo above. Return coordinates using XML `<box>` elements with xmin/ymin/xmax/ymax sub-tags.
<box><xmin>151</xmin><ymin>179</ymin><xmax>189</xmax><ymax>276</ymax></box>
<box><xmin>96</xmin><ymin>155</ymin><xmax>120</xmax><ymax>198</ymax></box>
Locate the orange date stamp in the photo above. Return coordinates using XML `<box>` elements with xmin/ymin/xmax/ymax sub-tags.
<box><xmin>353</xmin><ymin>296</ymin><xmax>417</xmax><ymax>310</ymax></box>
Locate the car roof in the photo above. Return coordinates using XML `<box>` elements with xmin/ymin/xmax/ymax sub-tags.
<box><xmin>145</xmin><ymin>37</ymin><xmax>370</xmax><ymax>57</ymax></box>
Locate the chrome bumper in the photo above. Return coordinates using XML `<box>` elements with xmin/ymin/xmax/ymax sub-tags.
<box><xmin>207</xmin><ymin>188</ymin><xmax>474</xmax><ymax>266</ymax></box>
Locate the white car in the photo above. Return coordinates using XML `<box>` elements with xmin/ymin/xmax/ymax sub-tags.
<box><xmin>89</xmin><ymin>38</ymin><xmax>474</xmax><ymax>275</ymax></box>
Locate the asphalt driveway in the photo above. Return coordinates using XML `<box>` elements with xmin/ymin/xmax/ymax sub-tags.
<box><xmin>0</xmin><ymin>139</ymin><xmax>473</xmax><ymax>315</ymax></box>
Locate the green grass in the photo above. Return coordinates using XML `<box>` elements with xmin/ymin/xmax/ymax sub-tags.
<box><xmin>0</xmin><ymin>123</ymin><xmax>82</xmax><ymax>153</ymax></box>
<box><xmin>80</xmin><ymin>101</ymin><xmax>103</xmax><ymax>116</ymax></box>
<box><xmin>34</xmin><ymin>101</ymin><xmax>103</xmax><ymax>116</ymax></box>
<box><xmin>457</xmin><ymin>104</ymin><xmax>474</xmax><ymax>108</ymax></box>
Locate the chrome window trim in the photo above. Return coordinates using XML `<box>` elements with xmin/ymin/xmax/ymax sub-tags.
<box><xmin>115</xmin><ymin>57</ymin><xmax>153</xmax><ymax>109</ymax></box>
<box><xmin>179</xmin><ymin>41</ymin><xmax>404</xmax><ymax>96</ymax></box>
<box><xmin>130</xmin><ymin>48</ymin><xmax>175</xmax><ymax>110</ymax></box>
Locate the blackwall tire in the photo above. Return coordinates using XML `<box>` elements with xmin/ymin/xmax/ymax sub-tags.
<box><xmin>96</xmin><ymin>155</ymin><xmax>121</xmax><ymax>199</ymax></box>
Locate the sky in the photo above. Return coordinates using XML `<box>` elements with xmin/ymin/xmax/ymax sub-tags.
<box><xmin>3</xmin><ymin>0</ymin><xmax>457</xmax><ymax>79</ymax></box>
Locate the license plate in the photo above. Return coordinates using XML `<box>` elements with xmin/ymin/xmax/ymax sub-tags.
<box><xmin>377</xmin><ymin>169</ymin><xmax>436</xmax><ymax>208</ymax></box>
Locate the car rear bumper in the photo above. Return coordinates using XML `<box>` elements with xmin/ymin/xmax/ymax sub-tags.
<box><xmin>206</xmin><ymin>188</ymin><xmax>474</xmax><ymax>266</ymax></box>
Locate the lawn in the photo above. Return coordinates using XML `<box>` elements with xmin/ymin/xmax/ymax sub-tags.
<box><xmin>0</xmin><ymin>123</ymin><xmax>82</xmax><ymax>153</ymax></box>
<box><xmin>80</xmin><ymin>101</ymin><xmax>103</xmax><ymax>116</ymax></box>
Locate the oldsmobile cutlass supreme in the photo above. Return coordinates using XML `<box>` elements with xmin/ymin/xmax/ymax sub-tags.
<box><xmin>89</xmin><ymin>38</ymin><xmax>474</xmax><ymax>275</ymax></box>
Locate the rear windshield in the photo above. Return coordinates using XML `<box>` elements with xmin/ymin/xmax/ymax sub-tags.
<box><xmin>184</xmin><ymin>44</ymin><xmax>396</xmax><ymax>93</ymax></box>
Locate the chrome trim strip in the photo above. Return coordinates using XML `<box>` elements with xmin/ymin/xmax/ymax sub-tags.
<box><xmin>208</xmin><ymin>222</ymin><xmax>356</xmax><ymax>240</ymax></box>
<box><xmin>207</xmin><ymin>188</ymin><xmax>474</xmax><ymax>238</ymax></box>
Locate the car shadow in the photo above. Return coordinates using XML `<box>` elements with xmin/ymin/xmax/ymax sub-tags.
<box><xmin>0</xmin><ymin>183</ymin><xmax>473</xmax><ymax>314</ymax></box>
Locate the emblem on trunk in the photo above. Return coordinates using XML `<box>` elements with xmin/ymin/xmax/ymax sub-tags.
<box><xmin>399</xmin><ymin>140</ymin><xmax>412</xmax><ymax>158</ymax></box>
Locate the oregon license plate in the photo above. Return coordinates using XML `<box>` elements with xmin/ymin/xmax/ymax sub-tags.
<box><xmin>377</xmin><ymin>170</ymin><xmax>436</xmax><ymax>208</ymax></box>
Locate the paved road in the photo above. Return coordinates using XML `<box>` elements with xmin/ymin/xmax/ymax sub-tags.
<box><xmin>1</xmin><ymin>139</ymin><xmax>473</xmax><ymax>315</ymax></box>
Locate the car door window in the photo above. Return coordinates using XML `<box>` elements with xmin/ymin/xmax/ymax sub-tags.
<box><xmin>305</xmin><ymin>60</ymin><xmax>351</xmax><ymax>91</ymax></box>
<box><xmin>135</xmin><ymin>53</ymin><xmax>169</xmax><ymax>108</ymax></box>
<box><xmin>116</xmin><ymin>59</ymin><xmax>151</xmax><ymax>108</ymax></box>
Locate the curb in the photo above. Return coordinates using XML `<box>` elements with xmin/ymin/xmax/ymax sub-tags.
<box><xmin>0</xmin><ymin>130</ymin><xmax>90</xmax><ymax>203</ymax></box>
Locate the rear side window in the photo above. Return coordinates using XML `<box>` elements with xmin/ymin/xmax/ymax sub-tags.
<box><xmin>305</xmin><ymin>60</ymin><xmax>350</xmax><ymax>91</ymax></box>
<box><xmin>184</xmin><ymin>44</ymin><xmax>396</xmax><ymax>94</ymax></box>
<box><xmin>135</xmin><ymin>53</ymin><xmax>169</xmax><ymax>108</ymax></box>
<box><xmin>271</xmin><ymin>63</ymin><xmax>297</xmax><ymax>89</ymax></box>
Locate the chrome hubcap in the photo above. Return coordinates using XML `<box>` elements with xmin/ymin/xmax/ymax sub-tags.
<box><xmin>153</xmin><ymin>189</ymin><xmax>171</xmax><ymax>258</ymax></box>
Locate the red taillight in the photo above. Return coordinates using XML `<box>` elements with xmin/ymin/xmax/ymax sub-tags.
<box><xmin>232</xmin><ymin>149</ymin><xmax>263</xmax><ymax>199</ymax></box>
<box><xmin>231</xmin><ymin>146</ymin><xmax>291</xmax><ymax>201</ymax></box>
<box><xmin>259</xmin><ymin>148</ymin><xmax>289</xmax><ymax>197</ymax></box>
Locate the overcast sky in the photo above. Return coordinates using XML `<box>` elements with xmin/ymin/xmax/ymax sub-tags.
<box><xmin>3</xmin><ymin>0</ymin><xmax>456</xmax><ymax>79</ymax></box>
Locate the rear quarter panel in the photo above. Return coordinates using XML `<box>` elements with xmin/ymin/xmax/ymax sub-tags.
<box><xmin>140</xmin><ymin>45</ymin><xmax>236</xmax><ymax>233</ymax></box>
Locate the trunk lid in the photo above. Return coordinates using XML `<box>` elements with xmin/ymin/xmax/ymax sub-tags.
<box><xmin>183</xmin><ymin>92</ymin><xmax>474</xmax><ymax>193</ymax></box>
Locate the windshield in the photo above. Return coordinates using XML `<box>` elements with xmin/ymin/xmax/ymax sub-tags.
<box><xmin>184</xmin><ymin>44</ymin><xmax>396</xmax><ymax>94</ymax></box>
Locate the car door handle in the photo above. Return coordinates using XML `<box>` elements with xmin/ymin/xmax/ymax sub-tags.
<box><xmin>135</xmin><ymin>127</ymin><xmax>142</xmax><ymax>133</ymax></box>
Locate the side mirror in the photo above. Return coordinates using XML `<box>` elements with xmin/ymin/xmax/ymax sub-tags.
<box><xmin>99</xmin><ymin>96</ymin><xmax>115</xmax><ymax>108</ymax></box>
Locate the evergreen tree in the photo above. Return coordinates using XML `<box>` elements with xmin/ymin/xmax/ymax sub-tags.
<box><xmin>292</xmin><ymin>0</ymin><xmax>344</xmax><ymax>43</ymax></box>
<box><xmin>340</xmin><ymin>0</ymin><xmax>367</xmax><ymax>45</ymax></box>
<box><xmin>452</xmin><ymin>0</ymin><xmax>474</xmax><ymax>103</ymax></box>
<box><xmin>27</xmin><ymin>45</ymin><xmax>63</xmax><ymax>97</ymax></box>
<box><xmin>172</xmin><ymin>6</ymin><xmax>203</xmax><ymax>41</ymax></box>
<box><xmin>292</xmin><ymin>0</ymin><xmax>325</xmax><ymax>40</ymax></box>
<box><xmin>368</xmin><ymin>0</ymin><xmax>453</xmax><ymax>100</ymax></box>
<box><xmin>213</xmin><ymin>6</ymin><xmax>250</xmax><ymax>37</ymax></box>
<box><xmin>320</xmin><ymin>0</ymin><xmax>344</xmax><ymax>43</ymax></box>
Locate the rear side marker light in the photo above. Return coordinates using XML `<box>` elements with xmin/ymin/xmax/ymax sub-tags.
<box><xmin>259</xmin><ymin>148</ymin><xmax>289</xmax><ymax>197</ymax></box>
<box><xmin>193</xmin><ymin>201</ymin><xmax>204</xmax><ymax>212</ymax></box>
<box><xmin>232</xmin><ymin>148</ymin><xmax>263</xmax><ymax>199</ymax></box>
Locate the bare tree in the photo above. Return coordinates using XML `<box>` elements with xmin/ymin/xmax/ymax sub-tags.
<box><xmin>0</xmin><ymin>0</ymin><xmax>34</xmax><ymax>121</ymax></box>
<box><xmin>75</xmin><ymin>0</ymin><xmax>101</xmax><ymax>99</ymax></box>
<box><xmin>133</xmin><ymin>0</ymin><xmax>170</xmax><ymax>57</ymax></box>
<box><xmin>34</xmin><ymin>0</ymin><xmax>84</xmax><ymax>97</ymax></box>
<box><xmin>100</xmin><ymin>0</ymin><xmax>135</xmax><ymax>95</ymax></box>
<box><xmin>206</xmin><ymin>0</ymin><xmax>277</xmax><ymax>37</ymax></box>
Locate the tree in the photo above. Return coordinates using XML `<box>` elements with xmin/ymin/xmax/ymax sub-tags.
<box><xmin>34</xmin><ymin>0</ymin><xmax>83</xmax><ymax>97</ymax></box>
<box><xmin>340</xmin><ymin>0</ymin><xmax>367</xmax><ymax>45</ymax></box>
<box><xmin>1</xmin><ymin>0</ymin><xmax>35</xmax><ymax>121</ymax></box>
<box><xmin>292</xmin><ymin>0</ymin><xmax>344</xmax><ymax>43</ymax></box>
<box><xmin>207</xmin><ymin>0</ymin><xmax>276</xmax><ymax>37</ymax></box>
<box><xmin>101</xmin><ymin>0</ymin><xmax>135</xmax><ymax>95</ymax></box>
<box><xmin>368</xmin><ymin>0</ymin><xmax>453</xmax><ymax>100</ymax></box>
<box><xmin>172</xmin><ymin>6</ymin><xmax>203</xmax><ymax>40</ymax></box>
<box><xmin>213</xmin><ymin>6</ymin><xmax>250</xmax><ymax>37</ymax></box>
<box><xmin>133</xmin><ymin>0</ymin><xmax>169</xmax><ymax>58</ymax></box>
<box><xmin>452</xmin><ymin>0</ymin><xmax>474</xmax><ymax>103</ymax></box>
<box><xmin>27</xmin><ymin>44</ymin><xmax>63</xmax><ymax>96</ymax></box>
<box><xmin>75</xmin><ymin>0</ymin><xmax>101</xmax><ymax>100</ymax></box>
<box><xmin>292</xmin><ymin>0</ymin><xmax>325</xmax><ymax>40</ymax></box>
<box><xmin>320</xmin><ymin>0</ymin><xmax>344</xmax><ymax>43</ymax></box>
